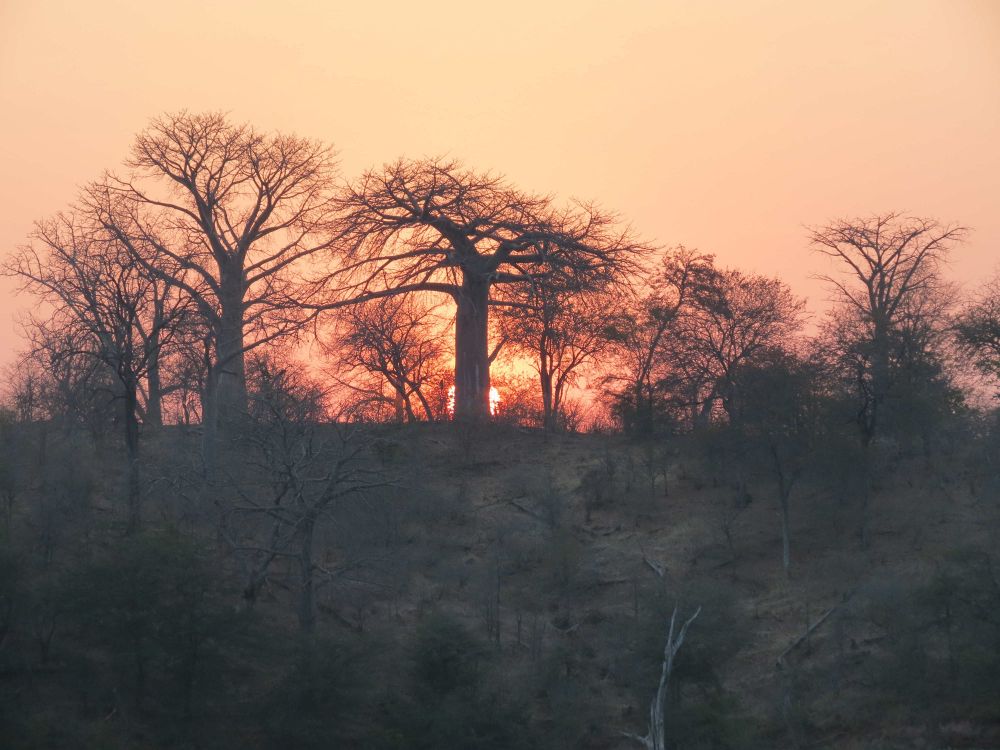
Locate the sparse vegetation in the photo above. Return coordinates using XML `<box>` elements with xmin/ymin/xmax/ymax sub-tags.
<box><xmin>0</xmin><ymin>113</ymin><xmax>996</xmax><ymax>749</ymax></box>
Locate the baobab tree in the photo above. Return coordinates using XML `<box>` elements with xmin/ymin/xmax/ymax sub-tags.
<box><xmin>329</xmin><ymin>158</ymin><xmax>646</xmax><ymax>421</ymax></box>
<box><xmin>85</xmin><ymin>111</ymin><xmax>343</xmax><ymax>459</ymax></box>
<box><xmin>810</xmin><ymin>213</ymin><xmax>966</xmax><ymax>444</ymax></box>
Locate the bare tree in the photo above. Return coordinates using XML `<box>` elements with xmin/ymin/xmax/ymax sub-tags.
<box><xmin>495</xmin><ymin>276</ymin><xmax>612</xmax><ymax>431</ymax></box>
<box><xmin>810</xmin><ymin>213</ymin><xmax>966</xmax><ymax>444</ymax></box>
<box><xmin>324</xmin><ymin>294</ymin><xmax>448</xmax><ymax>422</ymax></box>
<box><xmin>15</xmin><ymin>323</ymin><xmax>113</xmax><ymax>433</ymax></box>
<box><xmin>220</xmin><ymin>357</ymin><xmax>388</xmax><ymax>632</ymax></box>
<box><xmin>85</xmin><ymin>111</ymin><xmax>343</xmax><ymax>461</ymax></box>
<box><xmin>6</xmin><ymin>212</ymin><xmax>188</xmax><ymax>531</ymax></box>
<box><xmin>622</xmin><ymin>604</ymin><xmax>701</xmax><ymax>750</ymax></box>
<box><xmin>679</xmin><ymin>269</ymin><xmax>804</xmax><ymax>423</ymax></box>
<box><xmin>328</xmin><ymin>158</ymin><xmax>647</xmax><ymax>421</ymax></box>
<box><xmin>603</xmin><ymin>247</ymin><xmax>718</xmax><ymax>433</ymax></box>
<box><xmin>954</xmin><ymin>273</ymin><xmax>1000</xmax><ymax>391</ymax></box>
<box><xmin>737</xmin><ymin>352</ymin><xmax>823</xmax><ymax>574</ymax></box>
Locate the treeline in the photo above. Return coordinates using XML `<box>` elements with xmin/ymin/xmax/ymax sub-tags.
<box><xmin>4</xmin><ymin>114</ymin><xmax>1000</xmax><ymax>447</ymax></box>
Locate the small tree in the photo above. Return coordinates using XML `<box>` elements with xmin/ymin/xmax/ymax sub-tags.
<box><xmin>496</xmin><ymin>277</ymin><xmax>612</xmax><ymax>431</ymax></box>
<box><xmin>603</xmin><ymin>247</ymin><xmax>718</xmax><ymax>433</ymax></box>
<box><xmin>325</xmin><ymin>295</ymin><xmax>448</xmax><ymax>422</ymax></box>
<box><xmin>810</xmin><ymin>213</ymin><xmax>965</xmax><ymax>444</ymax></box>
<box><xmin>221</xmin><ymin>356</ymin><xmax>388</xmax><ymax>632</ymax></box>
<box><xmin>677</xmin><ymin>269</ymin><xmax>804</xmax><ymax>423</ymax></box>
<box><xmin>954</xmin><ymin>273</ymin><xmax>1000</xmax><ymax>392</ymax></box>
<box><xmin>736</xmin><ymin>352</ymin><xmax>823</xmax><ymax>574</ymax></box>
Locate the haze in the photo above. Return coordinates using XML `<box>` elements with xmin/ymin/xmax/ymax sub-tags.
<box><xmin>1</xmin><ymin>0</ymin><xmax>998</xmax><ymax>363</ymax></box>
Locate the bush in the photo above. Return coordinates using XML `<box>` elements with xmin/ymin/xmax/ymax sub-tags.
<box><xmin>375</xmin><ymin>612</ymin><xmax>538</xmax><ymax>749</ymax></box>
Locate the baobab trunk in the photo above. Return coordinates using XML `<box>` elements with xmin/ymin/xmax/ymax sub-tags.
<box><xmin>215</xmin><ymin>308</ymin><xmax>248</xmax><ymax>428</ymax></box>
<box><xmin>865</xmin><ymin>322</ymin><xmax>891</xmax><ymax>445</ymax></box>
<box><xmin>393</xmin><ymin>389</ymin><xmax>406</xmax><ymax>423</ymax></box>
<box><xmin>453</xmin><ymin>274</ymin><xmax>491</xmax><ymax>421</ymax></box>
<box><xmin>203</xmin><ymin>279</ymin><xmax>247</xmax><ymax>473</ymax></box>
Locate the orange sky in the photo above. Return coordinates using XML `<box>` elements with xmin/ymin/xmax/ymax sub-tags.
<box><xmin>1</xmin><ymin>0</ymin><xmax>998</xmax><ymax>365</ymax></box>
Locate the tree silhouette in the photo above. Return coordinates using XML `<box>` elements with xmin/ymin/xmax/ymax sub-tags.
<box><xmin>810</xmin><ymin>213</ymin><xmax>965</xmax><ymax>444</ymax></box>
<box><xmin>86</xmin><ymin>111</ymin><xmax>342</xmax><ymax>461</ymax></box>
<box><xmin>329</xmin><ymin>158</ymin><xmax>646</xmax><ymax>420</ymax></box>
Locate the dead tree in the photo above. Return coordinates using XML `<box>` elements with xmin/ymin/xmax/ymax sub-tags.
<box><xmin>622</xmin><ymin>604</ymin><xmax>701</xmax><ymax>750</ymax></box>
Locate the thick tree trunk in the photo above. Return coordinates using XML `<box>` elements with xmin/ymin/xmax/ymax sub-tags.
<box><xmin>866</xmin><ymin>322</ymin><xmax>891</xmax><ymax>445</ymax></box>
<box><xmin>215</xmin><ymin>315</ymin><xmax>247</xmax><ymax>428</ymax></box>
<box><xmin>203</xmin><ymin>275</ymin><xmax>247</xmax><ymax>472</ymax></box>
<box><xmin>454</xmin><ymin>273</ymin><xmax>491</xmax><ymax>421</ymax></box>
<box><xmin>393</xmin><ymin>389</ymin><xmax>405</xmax><ymax>423</ymax></box>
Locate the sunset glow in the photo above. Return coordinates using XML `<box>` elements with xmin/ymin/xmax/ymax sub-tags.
<box><xmin>1</xmin><ymin>1</ymin><xmax>998</xmax><ymax>365</ymax></box>
<box><xmin>2</xmin><ymin>3</ymin><xmax>999</xmax><ymax>743</ymax></box>
<box><xmin>447</xmin><ymin>386</ymin><xmax>501</xmax><ymax>418</ymax></box>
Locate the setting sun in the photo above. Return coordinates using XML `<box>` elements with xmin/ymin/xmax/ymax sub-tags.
<box><xmin>448</xmin><ymin>385</ymin><xmax>501</xmax><ymax>418</ymax></box>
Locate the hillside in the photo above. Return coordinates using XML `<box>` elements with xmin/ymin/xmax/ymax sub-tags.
<box><xmin>1</xmin><ymin>422</ymin><xmax>999</xmax><ymax>749</ymax></box>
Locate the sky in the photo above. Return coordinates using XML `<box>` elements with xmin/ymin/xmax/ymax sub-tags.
<box><xmin>1</xmin><ymin>0</ymin><xmax>998</xmax><ymax>364</ymax></box>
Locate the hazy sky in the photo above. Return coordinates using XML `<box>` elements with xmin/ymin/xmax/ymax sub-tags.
<box><xmin>1</xmin><ymin>0</ymin><xmax>998</xmax><ymax>362</ymax></box>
